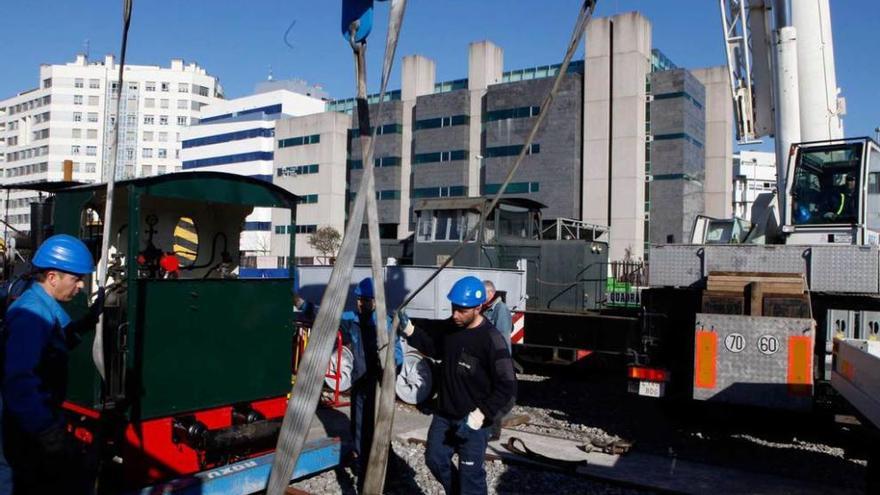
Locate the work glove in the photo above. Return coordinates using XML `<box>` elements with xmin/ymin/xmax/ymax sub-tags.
<box><xmin>68</xmin><ymin>287</ymin><xmax>106</xmax><ymax>336</ymax></box>
<box><xmin>397</xmin><ymin>310</ymin><xmax>414</xmax><ymax>336</ymax></box>
<box><xmin>466</xmin><ymin>408</ymin><xmax>485</xmax><ymax>430</ymax></box>
<box><xmin>823</xmin><ymin>212</ymin><xmax>835</xmax><ymax>220</ymax></box>
<box><xmin>37</xmin><ymin>424</ymin><xmax>71</xmax><ymax>459</ymax></box>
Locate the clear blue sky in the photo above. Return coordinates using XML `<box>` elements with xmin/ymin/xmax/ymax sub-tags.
<box><xmin>2</xmin><ymin>1</ymin><xmax>877</xmax><ymax>142</ymax></box>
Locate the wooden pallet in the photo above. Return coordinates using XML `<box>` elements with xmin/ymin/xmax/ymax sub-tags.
<box><xmin>703</xmin><ymin>272</ymin><xmax>810</xmax><ymax>317</ymax></box>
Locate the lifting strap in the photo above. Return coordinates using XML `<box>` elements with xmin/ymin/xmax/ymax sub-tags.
<box><xmin>265</xmin><ymin>2</ymin><xmax>407</xmax><ymax>492</ymax></box>
<box><xmin>363</xmin><ymin>2</ymin><xmax>597</xmax><ymax>493</ymax></box>
<box><xmin>93</xmin><ymin>0</ymin><xmax>133</xmax><ymax>382</ymax></box>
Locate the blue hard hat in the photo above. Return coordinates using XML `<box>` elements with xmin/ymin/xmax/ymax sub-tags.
<box><xmin>447</xmin><ymin>276</ymin><xmax>486</xmax><ymax>308</ymax></box>
<box><xmin>32</xmin><ymin>234</ymin><xmax>95</xmax><ymax>275</ymax></box>
<box><xmin>353</xmin><ymin>277</ymin><xmax>375</xmax><ymax>299</ymax></box>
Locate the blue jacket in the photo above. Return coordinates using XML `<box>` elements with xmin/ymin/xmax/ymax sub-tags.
<box><xmin>1</xmin><ymin>283</ymin><xmax>78</xmax><ymax>434</ymax></box>
<box><xmin>340</xmin><ymin>310</ymin><xmax>404</xmax><ymax>383</ymax></box>
<box><xmin>483</xmin><ymin>298</ymin><xmax>512</xmax><ymax>351</ymax></box>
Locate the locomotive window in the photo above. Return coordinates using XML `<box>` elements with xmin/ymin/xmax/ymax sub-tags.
<box><xmin>172</xmin><ymin>216</ymin><xmax>198</xmax><ymax>266</ymax></box>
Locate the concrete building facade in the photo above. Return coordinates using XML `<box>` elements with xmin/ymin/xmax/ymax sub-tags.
<box><xmin>647</xmin><ymin>69</ymin><xmax>706</xmax><ymax>245</ymax></box>
<box><xmin>180</xmin><ymin>89</ymin><xmax>326</xmax><ymax>262</ymax></box>
<box><xmin>269</xmin><ymin>12</ymin><xmax>732</xmax><ymax>264</ymax></box>
<box><xmin>271</xmin><ymin>112</ymin><xmax>351</xmax><ymax>264</ymax></box>
<box><xmin>693</xmin><ymin>66</ymin><xmax>734</xmax><ymax>219</ymax></box>
<box><xmin>0</xmin><ymin>54</ymin><xmax>223</xmax><ymax>234</ymax></box>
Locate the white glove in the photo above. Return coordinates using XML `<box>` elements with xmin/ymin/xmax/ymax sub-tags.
<box><xmin>401</xmin><ymin>321</ymin><xmax>415</xmax><ymax>337</ymax></box>
<box><xmin>466</xmin><ymin>408</ymin><xmax>485</xmax><ymax>430</ymax></box>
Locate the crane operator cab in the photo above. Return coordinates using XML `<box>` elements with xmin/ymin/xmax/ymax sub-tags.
<box><xmin>784</xmin><ymin>137</ymin><xmax>880</xmax><ymax>246</ymax></box>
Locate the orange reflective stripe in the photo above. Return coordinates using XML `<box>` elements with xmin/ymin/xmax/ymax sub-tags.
<box><xmin>694</xmin><ymin>331</ymin><xmax>717</xmax><ymax>389</ymax></box>
<box><xmin>787</xmin><ymin>335</ymin><xmax>813</xmax><ymax>396</ymax></box>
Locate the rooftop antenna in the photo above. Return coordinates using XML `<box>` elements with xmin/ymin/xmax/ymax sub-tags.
<box><xmin>83</xmin><ymin>38</ymin><xmax>90</xmax><ymax>60</ymax></box>
<box><xmin>267</xmin><ymin>64</ymin><xmax>274</xmax><ymax>81</ymax></box>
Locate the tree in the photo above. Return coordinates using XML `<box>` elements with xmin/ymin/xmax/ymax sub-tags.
<box><xmin>308</xmin><ymin>226</ymin><xmax>342</xmax><ymax>264</ymax></box>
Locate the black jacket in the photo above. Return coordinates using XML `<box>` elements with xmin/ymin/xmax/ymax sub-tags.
<box><xmin>406</xmin><ymin>317</ymin><xmax>516</xmax><ymax>423</ymax></box>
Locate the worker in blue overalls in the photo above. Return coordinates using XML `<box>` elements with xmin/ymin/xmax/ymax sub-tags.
<box><xmin>339</xmin><ymin>277</ymin><xmax>403</xmax><ymax>491</ymax></box>
<box><xmin>0</xmin><ymin>234</ymin><xmax>103</xmax><ymax>495</ymax></box>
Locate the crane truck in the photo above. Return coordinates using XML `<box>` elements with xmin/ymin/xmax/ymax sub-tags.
<box><xmin>629</xmin><ymin>0</ymin><xmax>880</xmax><ymax>439</ymax></box>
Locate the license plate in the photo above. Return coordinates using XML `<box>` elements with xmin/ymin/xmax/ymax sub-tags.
<box><xmin>628</xmin><ymin>380</ymin><xmax>664</xmax><ymax>398</ymax></box>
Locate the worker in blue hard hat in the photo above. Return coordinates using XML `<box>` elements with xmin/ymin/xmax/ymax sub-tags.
<box><xmin>0</xmin><ymin>234</ymin><xmax>104</xmax><ymax>494</ymax></box>
<box><xmin>398</xmin><ymin>275</ymin><xmax>516</xmax><ymax>495</ymax></box>
<box><xmin>339</xmin><ymin>276</ymin><xmax>403</xmax><ymax>491</ymax></box>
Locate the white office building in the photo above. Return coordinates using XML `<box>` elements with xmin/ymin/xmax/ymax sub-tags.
<box><xmin>0</xmin><ymin>54</ymin><xmax>223</xmax><ymax>234</ymax></box>
<box><xmin>180</xmin><ymin>89</ymin><xmax>326</xmax><ymax>263</ymax></box>
<box><xmin>733</xmin><ymin>150</ymin><xmax>776</xmax><ymax>220</ymax></box>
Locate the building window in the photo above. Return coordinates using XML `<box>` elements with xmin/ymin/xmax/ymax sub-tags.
<box><xmin>89</xmin><ymin>79</ymin><xmax>100</xmax><ymax>89</ymax></box>
<box><xmin>376</xmin><ymin>190</ymin><xmax>401</xmax><ymax>200</ymax></box>
<box><xmin>74</xmin><ymin>78</ymin><xmax>84</xmax><ymax>88</ymax></box>
<box><xmin>182</xmin><ymin>127</ymin><xmax>275</xmax><ymax>148</ymax></box>
<box><xmin>483</xmin><ymin>106</ymin><xmax>540</xmax><ymax>123</ymax></box>
<box><xmin>87</xmin><ymin>129</ymin><xmax>98</xmax><ymax>139</ymax></box>
<box><xmin>278</xmin><ymin>134</ymin><xmax>320</xmax><ymax>148</ymax></box>
<box><xmin>146</xmin><ymin>81</ymin><xmax>156</xmax><ymax>92</ymax></box>
<box><xmin>157</xmin><ymin>165</ymin><xmax>167</xmax><ymax>174</ymax></box>
<box><xmin>72</xmin><ymin>129</ymin><xmax>82</xmax><ymax>139</ymax></box>
<box><xmin>159</xmin><ymin>115</ymin><xmax>169</xmax><ymax>125</ymax></box>
<box><xmin>295</xmin><ymin>225</ymin><xmax>317</xmax><ymax>234</ymax></box>
<box><xmin>177</xmin><ymin>116</ymin><xmax>188</xmax><ymax>125</ymax></box>
<box><xmin>412</xmin><ymin>150</ymin><xmax>468</xmax><ymax>165</ymax></box>
<box><xmin>74</xmin><ymin>95</ymin><xmax>83</xmax><ymax>105</ymax></box>
<box><xmin>178</xmin><ymin>83</ymin><xmax>189</xmax><ymax>93</ymax></box>
<box><xmin>349</xmin><ymin>123</ymin><xmax>404</xmax><ymax>137</ymax></box>
<box><xmin>483</xmin><ymin>143</ymin><xmax>540</xmax><ymax>158</ymax></box>
<box><xmin>145</xmin><ymin>98</ymin><xmax>155</xmax><ymax>108</ymax></box>
<box><xmin>86</xmin><ymin>163</ymin><xmax>96</xmax><ymax>173</ymax></box>
<box><xmin>128</xmin><ymin>82</ymin><xmax>138</xmax><ymax>91</ymax></box>
<box><xmin>277</xmin><ymin>164</ymin><xmax>320</xmax><ymax>176</ymax></box>
<box><xmin>72</xmin><ymin>145</ymin><xmax>81</xmax><ymax>155</ymax></box>
<box><xmin>182</xmin><ymin>151</ymin><xmax>274</xmax><ymax>169</ymax></box>
<box><xmin>482</xmin><ymin>182</ymin><xmax>540</xmax><ymax>195</ymax></box>
<box><xmin>143</xmin><ymin>131</ymin><xmax>154</xmax><ymax>141</ymax></box>
<box><xmin>42</xmin><ymin>78</ymin><xmax>52</xmax><ymax>89</ymax></box>
<box><xmin>298</xmin><ymin>194</ymin><xmax>319</xmax><ymax>205</ymax></box>
<box><xmin>142</xmin><ymin>148</ymin><xmax>153</xmax><ymax>158</ymax></box>
<box><xmin>158</xmin><ymin>132</ymin><xmax>168</xmax><ymax>142</ymax></box>
<box><xmin>142</xmin><ymin>164</ymin><xmax>153</xmax><ymax>176</ymax></box>
<box><xmin>160</xmin><ymin>82</ymin><xmax>170</xmax><ymax>92</ymax></box>
<box><xmin>158</xmin><ymin>148</ymin><xmax>167</xmax><ymax>159</ymax></box>
<box><xmin>88</xmin><ymin>95</ymin><xmax>99</xmax><ymax>106</ymax></box>
<box><xmin>177</xmin><ymin>100</ymin><xmax>188</xmax><ymax>110</ymax></box>
<box><xmin>413</xmin><ymin>115</ymin><xmax>469</xmax><ymax>130</ymax></box>
<box><xmin>86</xmin><ymin>146</ymin><xmax>97</xmax><ymax>156</ymax></box>
<box><xmin>411</xmin><ymin>186</ymin><xmax>466</xmax><ymax>198</ymax></box>
<box><xmin>144</xmin><ymin>115</ymin><xmax>155</xmax><ymax>125</ymax></box>
<box><xmin>160</xmin><ymin>99</ymin><xmax>169</xmax><ymax>109</ymax></box>
<box><xmin>87</xmin><ymin>112</ymin><xmax>98</xmax><ymax>123</ymax></box>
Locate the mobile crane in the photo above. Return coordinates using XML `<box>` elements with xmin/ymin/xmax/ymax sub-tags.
<box><xmin>632</xmin><ymin>0</ymin><xmax>880</xmax><ymax>427</ymax></box>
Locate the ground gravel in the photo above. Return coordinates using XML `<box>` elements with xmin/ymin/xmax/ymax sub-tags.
<box><xmin>290</xmin><ymin>440</ymin><xmax>654</xmax><ymax>494</ymax></box>
<box><xmin>291</xmin><ymin>368</ymin><xmax>869</xmax><ymax>493</ymax></box>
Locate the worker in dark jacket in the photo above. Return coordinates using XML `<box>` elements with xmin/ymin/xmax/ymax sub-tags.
<box><xmin>399</xmin><ymin>276</ymin><xmax>517</xmax><ymax>495</ymax></box>
<box><xmin>339</xmin><ymin>277</ymin><xmax>403</xmax><ymax>491</ymax></box>
<box><xmin>1</xmin><ymin>234</ymin><xmax>102</xmax><ymax>495</ymax></box>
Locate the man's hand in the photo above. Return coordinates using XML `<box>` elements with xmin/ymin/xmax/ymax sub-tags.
<box><xmin>37</xmin><ymin>425</ymin><xmax>70</xmax><ymax>458</ymax></box>
<box><xmin>68</xmin><ymin>287</ymin><xmax>106</xmax><ymax>336</ymax></box>
<box><xmin>466</xmin><ymin>408</ymin><xmax>485</xmax><ymax>430</ymax></box>
<box><xmin>823</xmin><ymin>212</ymin><xmax>835</xmax><ymax>220</ymax></box>
<box><xmin>397</xmin><ymin>310</ymin><xmax>414</xmax><ymax>337</ymax></box>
